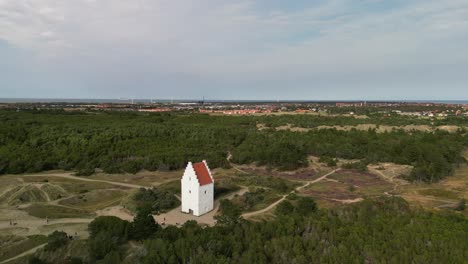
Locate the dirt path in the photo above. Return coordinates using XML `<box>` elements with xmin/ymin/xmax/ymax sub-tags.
<box><xmin>242</xmin><ymin>169</ymin><xmax>340</xmax><ymax>218</ymax></box>
<box><xmin>368</xmin><ymin>165</ymin><xmax>462</xmax><ymax>208</ymax></box>
<box><xmin>96</xmin><ymin>206</ymin><xmax>134</xmax><ymax>221</ymax></box>
<box><xmin>331</xmin><ymin>198</ymin><xmax>364</xmax><ymax>204</ymax></box>
<box><xmin>402</xmin><ymin>194</ymin><xmax>459</xmax><ymax>205</ymax></box>
<box><xmin>368</xmin><ymin>165</ymin><xmax>411</xmax><ymax>194</ymax></box>
<box><xmin>0</xmin><ymin>243</ymin><xmax>47</xmax><ymax>264</ymax></box>
<box><xmin>0</xmin><ymin>217</ymin><xmax>93</xmax><ymax>239</ymax></box>
<box><xmin>226</xmin><ymin>152</ymin><xmax>250</xmax><ymax>174</ymax></box>
<box><xmin>2</xmin><ymin>186</ymin><xmax>28</xmax><ymax>205</ymax></box>
<box><xmin>19</xmin><ymin>173</ymin><xmax>147</xmax><ymax>189</ymax></box>
<box><xmin>0</xmin><ymin>172</ymin><xmax>174</xmax><ymax>238</ymax></box>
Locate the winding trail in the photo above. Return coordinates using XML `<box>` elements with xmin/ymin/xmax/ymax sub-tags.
<box><xmin>226</xmin><ymin>152</ymin><xmax>250</xmax><ymax>174</ymax></box>
<box><xmin>0</xmin><ymin>217</ymin><xmax>93</xmax><ymax>231</ymax></box>
<box><xmin>18</xmin><ymin>173</ymin><xmax>147</xmax><ymax>189</ymax></box>
<box><xmin>369</xmin><ymin>165</ymin><xmax>461</xmax><ymax>209</ymax></box>
<box><xmin>0</xmin><ymin>243</ymin><xmax>47</xmax><ymax>264</ymax></box>
<box><xmin>0</xmin><ymin>173</ymin><xmax>152</xmax><ymax>245</ymax></box>
<box><xmin>242</xmin><ymin>169</ymin><xmax>340</xmax><ymax>218</ymax></box>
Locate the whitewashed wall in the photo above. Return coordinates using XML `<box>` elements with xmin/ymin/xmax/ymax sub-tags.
<box><xmin>181</xmin><ymin>162</ymin><xmax>199</xmax><ymax>214</ymax></box>
<box><xmin>181</xmin><ymin>161</ymin><xmax>215</xmax><ymax>216</ymax></box>
<box><xmin>197</xmin><ymin>183</ymin><xmax>214</xmax><ymax>216</ymax></box>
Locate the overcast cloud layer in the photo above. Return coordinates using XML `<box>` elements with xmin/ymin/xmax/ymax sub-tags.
<box><xmin>1</xmin><ymin>0</ymin><xmax>468</xmax><ymax>100</ymax></box>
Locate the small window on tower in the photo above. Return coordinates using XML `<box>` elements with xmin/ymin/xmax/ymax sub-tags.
<box><xmin>189</xmin><ymin>177</ymin><xmax>191</xmax><ymax>181</ymax></box>
<box><xmin>204</xmin><ymin>190</ymin><xmax>207</xmax><ymax>194</ymax></box>
<box><xmin>189</xmin><ymin>190</ymin><xmax>191</xmax><ymax>194</ymax></box>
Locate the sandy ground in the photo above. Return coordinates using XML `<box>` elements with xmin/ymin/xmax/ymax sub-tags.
<box><xmin>330</xmin><ymin>198</ymin><xmax>364</xmax><ymax>204</ymax></box>
<box><xmin>154</xmin><ymin>187</ymin><xmax>248</xmax><ymax>226</ymax></box>
<box><xmin>368</xmin><ymin>163</ymin><xmax>411</xmax><ymax>193</ymax></box>
<box><xmin>2</xmin><ymin>159</ymin><xmax>464</xmax><ymax>261</ymax></box>
<box><xmin>258</xmin><ymin>123</ymin><xmax>466</xmax><ymax>133</ymax></box>
<box><xmin>0</xmin><ymin>215</ymin><xmax>92</xmax><ymax>238</ymax></box>
<box><xmin>95</xmin><ymin>206</ymin><xmax>134</xmax><ymax>222</ymax></box>
<box><xmin>0</xmin><ymin>173</ymin><xmax>145</xmax><ymax>240</ymax></box>
<box><xmin>0</xmin><ymin>171</ymin><xmax>250</xmax><ymax>238</ymax></box>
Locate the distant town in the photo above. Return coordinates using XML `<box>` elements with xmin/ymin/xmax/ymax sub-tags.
<box><xmin>1</xmin><ymin>100</ymin><xmax>468</xmax><ymax>117</ymax></box>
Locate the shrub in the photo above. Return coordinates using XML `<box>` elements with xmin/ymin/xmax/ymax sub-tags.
<box><xmin>319</xmin><ymin>156</ymin><xmax>337</xmax><ymax>167</ymax></box>
<box><xmin>45</xmin><ymin>231</ymin><xmax>68</xmax><ymax>251</ymax></box>
<box><xmin>275</xmin><ymin>200</ymin><xmax>294</xmax><ymax>215</ymax></box>
<box><xmin>133</xmin><ymin>188</ymin><xmax>179</xmax><ymax>214</ymax></box>
<box><xmin>342</xmin><ymin>160</ymin><xmax>368</xmax><ymax>172</ymax></box>
<box><xmin>129</xmin><ymin>208</ymin><xmax>160</xmax><ymax>240</ymax></box>
<box><xmin>215</xmin><ymin>199</ymin><xmax>241</xmax><ymax>225</ymax></box>
<box><xmin>455</xmin><ymin>199</ymin><xmax>466</xmax><ymax>211</ymax></box>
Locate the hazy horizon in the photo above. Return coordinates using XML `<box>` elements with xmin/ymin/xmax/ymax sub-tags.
<box><xmin>1</xmin><ymin>97</ymin><xmax>468</xmax><ymax>104</ymax></box>
<box><xmin>1</xmin><ymin>1</ymin><xmax>468</xmax><ymax>99</ymax></box>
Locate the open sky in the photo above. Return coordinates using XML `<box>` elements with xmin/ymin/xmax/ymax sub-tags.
<box><xmin>1</xmin><ymin>0</ymin><xmax>467</xmax><ymax>100</ymax></box>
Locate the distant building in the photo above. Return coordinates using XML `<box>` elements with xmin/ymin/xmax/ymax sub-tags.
<box><xmin>181</xmin><ymin>161</ymin><xmax>214</xmax><ymax>216</ymax></box>
<box><xmin>138</xmin><ymin>108</ymin><xmax>171</xmax><ymax>112</ymax></box>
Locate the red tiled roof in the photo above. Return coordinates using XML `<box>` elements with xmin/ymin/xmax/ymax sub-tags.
<box><xmin>192</xmin><ymin>162</ymin><xmax>213</xmax><ymax>186</ymax></box>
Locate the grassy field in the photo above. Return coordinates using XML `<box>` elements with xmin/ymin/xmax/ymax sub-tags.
<box><xmin>232</xmin><ymin>160</ymin><xmax>329</xmax><ymax>181</ymax></box>
<box><xmin>301</xmin><ymin>180</ymin><xmax>360</xmax><ymax>207</ymax></box>
<box><xmin>231</xmin><ymin>173</ymin><xmax>300</xmax><ymax>194</ymax></box>
<box><xmin>0</xmin><ymin>235</ymin><xmax>47</xmax><ymax>262</ymax></box>
<box><xmin>37</xmin><ymin>223</ymin><xmax>90</xmax><ymax>239</ymax></box>
<box><xmin>21</xmin><ymin>176</ymin><xmax>122</xmax><ymax>194</ymax></box>
<box><xmin>88</xmin><ymin>170</ymin><xmax>182</xmax><ymax>187</ymax></box>
<box><xmin>1</xmin><ymin>155</ymin><xmax>466</xmax><ymax>256</ymax></box>
<box><xmin>34</xmin><ymin>240</ymin><xmax>89</xmax><ymax>264</ymax></box>
<box><xmin>0</xmin><ymin>184</ymin><xmax>70</xmax><ymax>206</ymax></box>
<box><xmin>0</xmin><ymin>178</ymin><xmax>23</xmax><ymax>198</ymax></box>
<box><xmin>214</xmin><ymin>178</ymin><xmax>241</xmax><ymax>199</ymax></box>
<box><xmin>39</xmin><ymin>184</ymin><xmax>68</xmax><ymax>201</ymax></box>
<box><xmin>156</xmin><ymin>180</ymin><xmax>181</xmax><ymax>194</ymax></box>
<box><xmin>399</xmin><ymin>162</ymin><xmax>468</xmax><ymax>215</ymax></box>
<box><xmin>22</xmin><ymin>204</ymin><xmax>94</xmax><ymax>219</ymax></box>
<box><xmin>418</xmin><ymin>189</ymin><xmax>461</xmax><ymax>200</ymax></box>
<box><xmin>0</xmin><ymin>186</ymin><xmax>47</xmax><ymax>206</ymax></box>
<box><xmin>58</xmin><ymin>189</ymin><xmax>127</xmax><ymax>211</ymax></box>
<box><xmin>297</xmin><ymin>169</ymin><xmax>394</xmax><ymax>208</ymax></box>
<box><xmin>328</xmin><ymin>170</ymin><xmax>394</xmax><ymax>196</ymax></box>
<box><xmin>231</xmin><ymin>187</ymin><xmax>282</xmax><ymax>212</ymax></box>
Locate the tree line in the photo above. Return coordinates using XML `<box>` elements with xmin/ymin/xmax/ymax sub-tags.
<box><xmin>34</xmin><ymin>196</ymin><xmax>468</xmax><ymax>263</ymax></box>
<box><xmin>0</xmin><ymin>110</ymin><xmax>466</xmax><ymax>182</ymax></box>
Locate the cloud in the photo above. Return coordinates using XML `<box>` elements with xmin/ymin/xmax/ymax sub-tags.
<box><xmin>0</xmin><ymin>0</ymin><xmax>467</xmax><ymax>99</ymax></box>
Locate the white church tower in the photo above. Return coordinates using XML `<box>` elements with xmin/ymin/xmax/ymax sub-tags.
<box><xmin>181</xmin><ymin>160</ymin><xmax>214</xmax><ymax>216</ymax></box>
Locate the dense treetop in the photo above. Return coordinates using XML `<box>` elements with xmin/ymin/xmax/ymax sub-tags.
<box><xmin>37</xmin><ymin>197</ymin><xmax>468</xmax><ymax>264</ymax></box>
<box><xmin>0</xmin><ymin>110</ymin><xmax>466</xmax><ymax>182</ymax></box>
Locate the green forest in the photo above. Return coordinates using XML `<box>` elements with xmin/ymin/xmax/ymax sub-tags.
<box><xmin>33</xmin><ymin>197</ymin><xmax>468</xmax><ymax>264</ymax></box>
<box><xmin>0</xmin><ymin>110</ymin><xmax>466</xmax><ymax>182</ymax></box>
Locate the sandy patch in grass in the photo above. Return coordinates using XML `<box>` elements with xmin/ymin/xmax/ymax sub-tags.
<box><xmin>398</xmin><ymin>160</ymin><xmax>468</xmax><ymax>214</ymax></box>
<box><xmin>96</xmin><ymin>206</ymin><xmax>134</xmax><ymax>222</ymax></box>
<box><xmin>262</xmin><ymin>124</ymin><xmax>467</xmax><ymax>133</ymax></box>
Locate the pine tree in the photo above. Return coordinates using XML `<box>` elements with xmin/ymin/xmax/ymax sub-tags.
<box><xmin>129</xmin><ymin>208</ymin><xmax>160</xmax><ymax>240</ymax></box>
